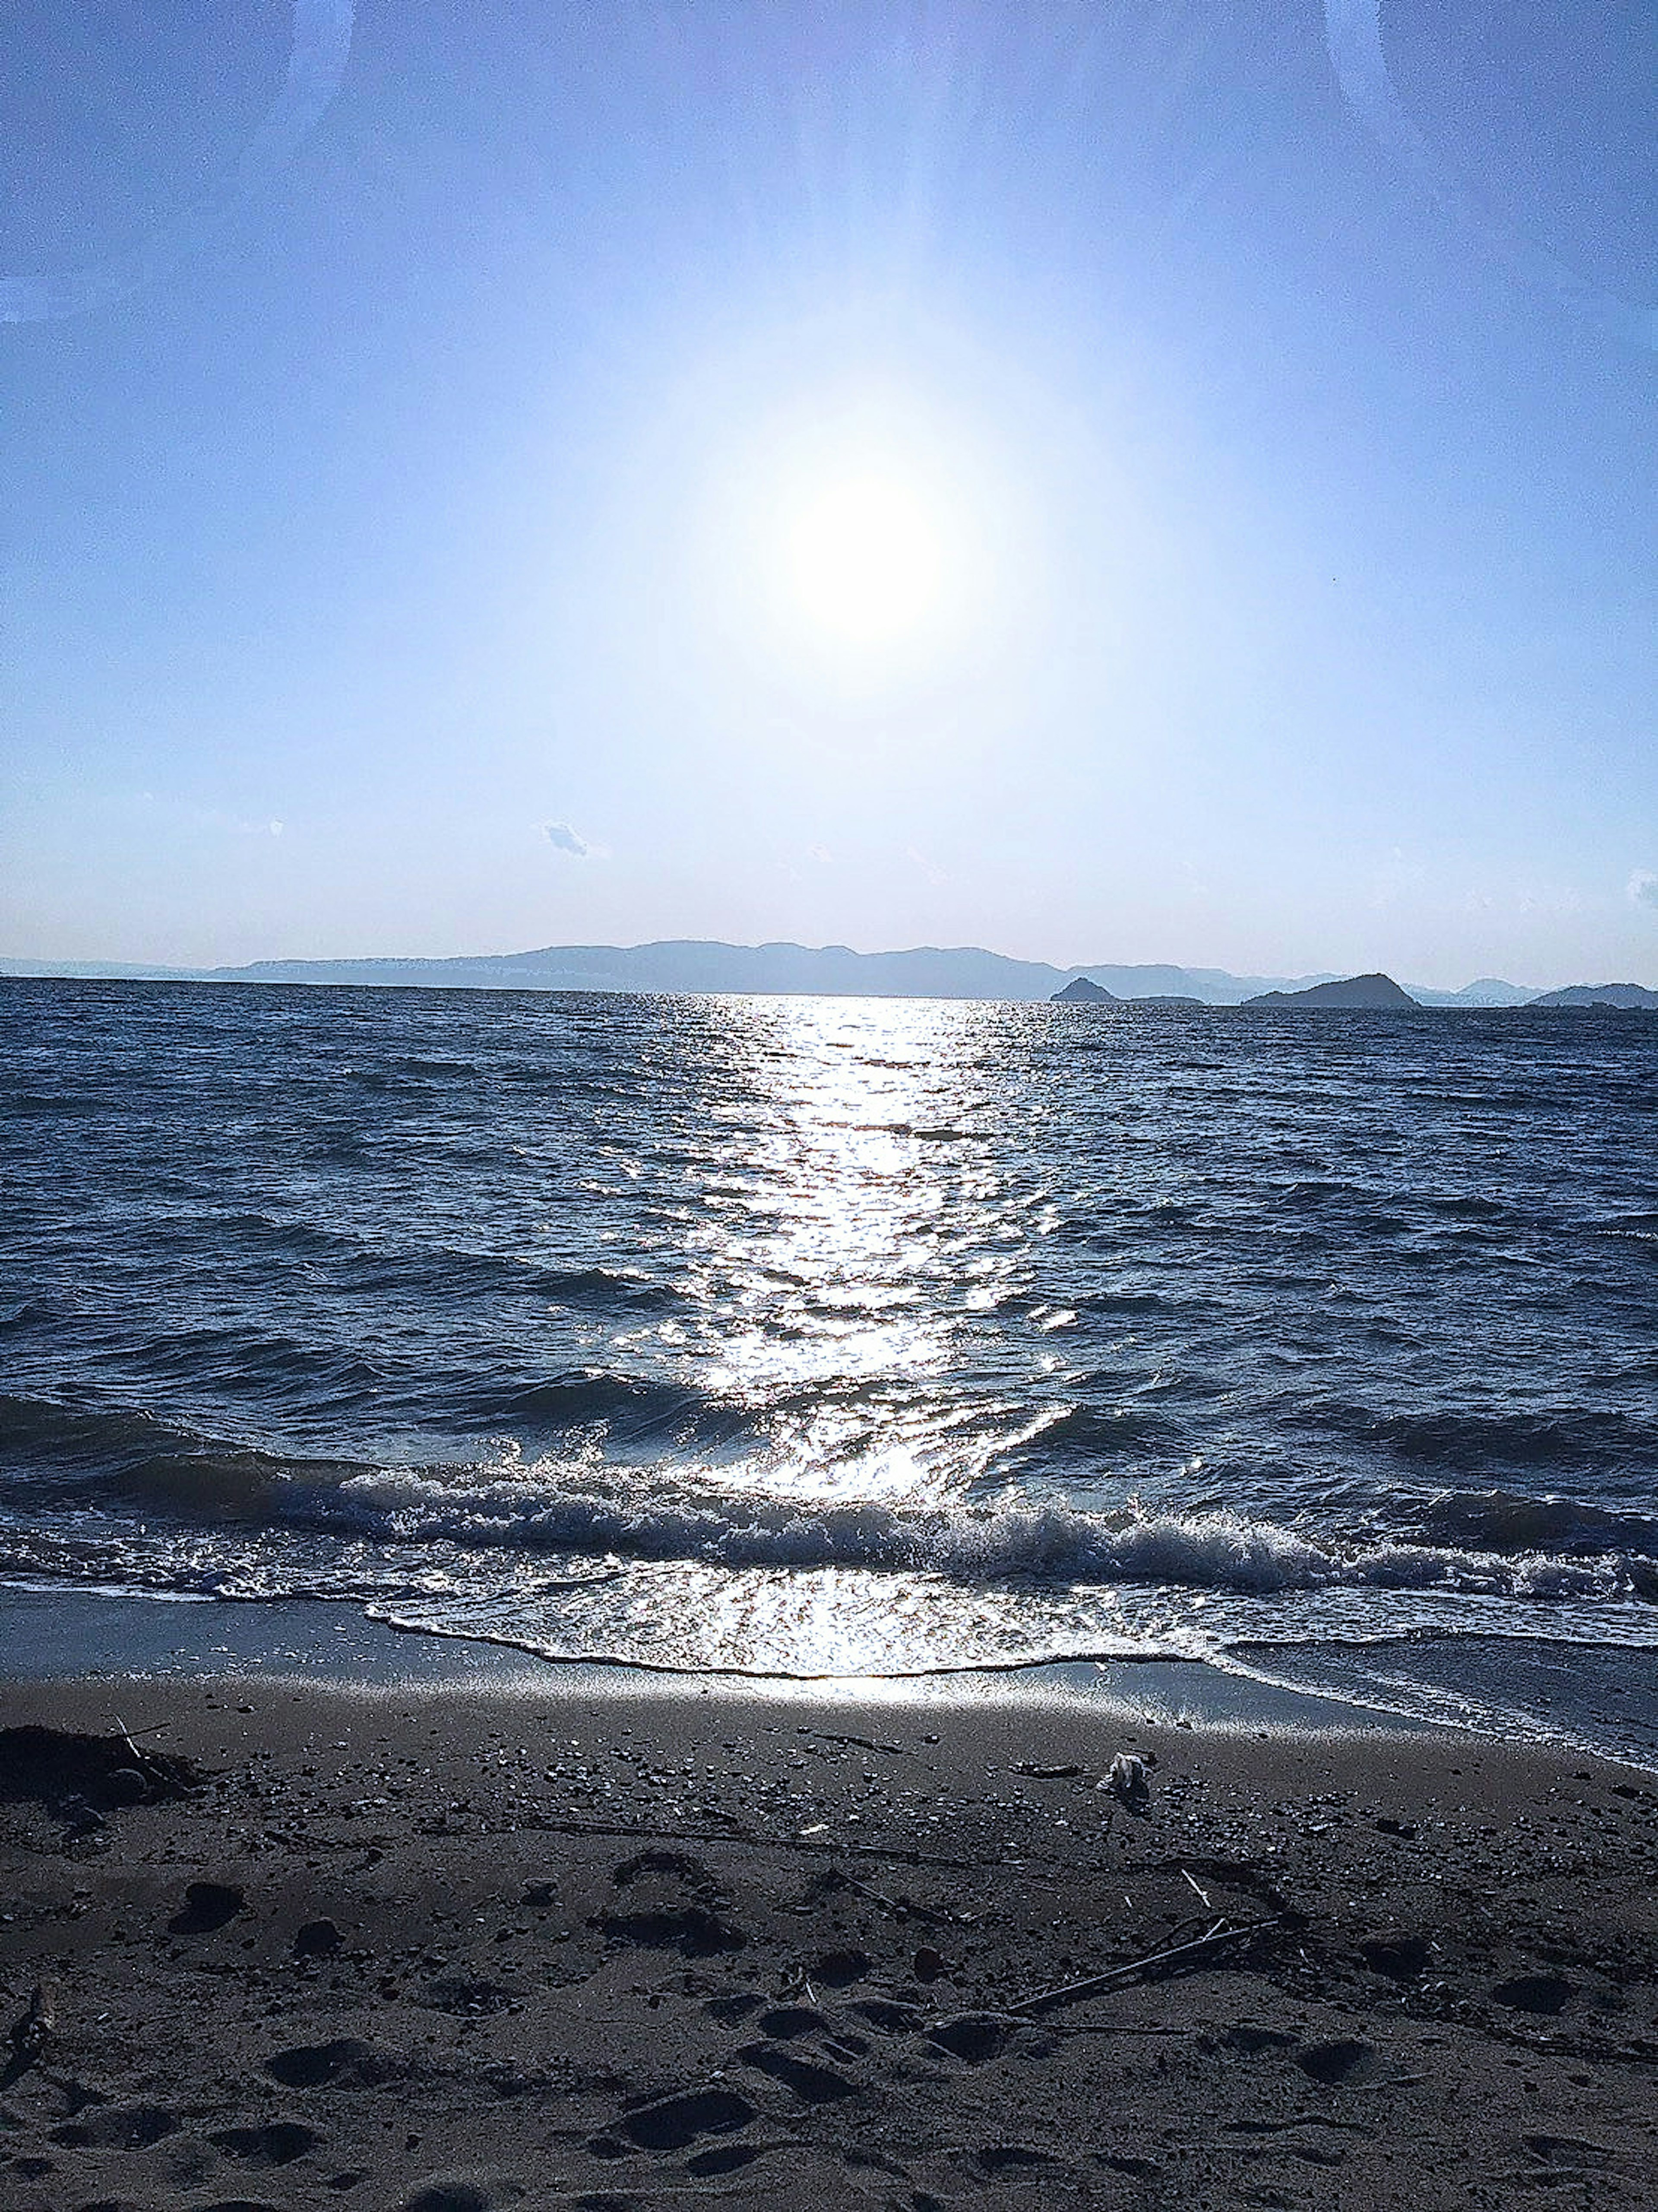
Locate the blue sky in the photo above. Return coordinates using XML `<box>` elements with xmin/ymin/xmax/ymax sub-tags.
<box><xmin>3</xmin><ymin>1</ymin><xmax>1654</xmax><ymax>986</ymax></box>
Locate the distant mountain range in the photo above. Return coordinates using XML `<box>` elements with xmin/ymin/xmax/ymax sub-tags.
<box><xmin>1</xmin><ymin>942</ymin><xmax>1336</xmax><ymax>1002</ymax></box>
<box><xmin>1409</xmin><ymin>977</ymin><xmax>1538</xmax><ymax>1008</ymax></box>
<box><xmin>0</xmin><ymin>941</ymin><xmax>1648</xmax><ymax>1008</ymax></box>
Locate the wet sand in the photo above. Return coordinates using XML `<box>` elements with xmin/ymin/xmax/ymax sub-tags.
<box><xmin>3</xmin><ymin>1671</ymin><xmax>1658</xmax><ymax>2210</ymax></box>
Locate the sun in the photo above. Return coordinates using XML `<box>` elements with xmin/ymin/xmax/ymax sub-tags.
<box><xmin>710</xmin><ymin>390</ymin><xmax>1002</xmax><ymax>678</ymax></box>
<box><xmin>779</xmin><ymin>466</ymin><xmax>954</xmax><ymax>649</ymax></box>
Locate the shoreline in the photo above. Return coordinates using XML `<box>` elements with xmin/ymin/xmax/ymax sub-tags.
<box><xmin>11</xmin><ymin>1585</ymin><xmax>1658</xmax><ymax>1777</ymax></box>
<box><xmin>0</xmin><ymin>1585</ymin><xmax>1446</xmax><ymax>1739</ymax></box>
<box><xmin>4</xmin><ymin>1627</ymin><xmax>1658</xmax><ymax>2205</ymax></box>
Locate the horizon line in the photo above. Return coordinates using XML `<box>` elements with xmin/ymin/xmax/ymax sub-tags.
<box><xmin>0</xmin><ymin>935</ymin><xmax>1620</xmax><ymax>1001</ymax></box>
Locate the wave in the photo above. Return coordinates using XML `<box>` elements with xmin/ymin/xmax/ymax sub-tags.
<box><xmin>2</xmin><ymin>1092</ymin><xmax>85</xmax><ymax>1116</ymax></box>
<box><xmin>5</xmin><ymin>1396</ymin><xmax>1655</xmax><ymax>1609</ymax></box>
<box><xmin>1289</xmin><ymin>1398</ymin><xmax>1650</xmax><ymax>1473</ymax></box>
<box><xmin>0</xmin><ymin>1300</ymin><xmax>57</xmax><ymax>1336</ymax></box>
<box><xmin>199</xmin><ymin>1210</ymin><xmax>682</xmax><ymax>1311</ymax></box>
<box><xmin>0</xmin><ymin>1394</ymin><xmax>356</xmax><ymax>1512</ymax></box>
<box><xmin>1411</xmin><ymin>1486</ymin><xmax>1658</xmax><ymax>1557</ymax></box>
<box><xmin>304</xmin><ymin>1461</ymin><xmax>1655</xmax><ymax>1604</ymax></box>
<box><xmin>1383</xmin><ymin>1410</ymin><xmax>1651</xmax><ymax>1469</ymax></box>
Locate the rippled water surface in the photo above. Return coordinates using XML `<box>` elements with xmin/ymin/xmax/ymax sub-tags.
<box><xmin>4</xmin><ymin>979</ymin><xmax>1658</xmax><ymax>1746</ymax></box>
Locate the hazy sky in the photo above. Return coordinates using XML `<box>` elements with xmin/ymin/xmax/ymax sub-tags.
<box><xmin>3</xmin><ymin>2</ymin><xmax>1654</xmax><ymax>987</ymax></box>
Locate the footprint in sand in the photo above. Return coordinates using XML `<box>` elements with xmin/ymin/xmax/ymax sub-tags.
<box><xmin>737</xmin><ymin>2042</ymin><xmax>858</xmax><ymax>2103</ymax></box>
<box><xmin>701</xmin><ymin>1990</ymin><xmax>765</xmax><ymax>2023</ymax></box>
<box><xmin>168</xmin><ymin>1880</ymin><xmax>245</xmax><ymax>1934</ymax></box>
<box><xmin>977</xmin><ymin>2144</ymin><xmax>1059</xmax><ymax>2173</ymax></box>
<box><xmin>1492</xmin><ymin>1972</ymin><xmax>1576</xmax><ymax>2015</ymax></box>
<box><xmin>50</xmin><ymin>2101</ymin><xmax>179</xmax><ymax>2148</ymax></box>
<box><xmin>1358</xmin><ymin>1929</ymin><xmax>1432</xmax><ymax>1980</ymax></box>
<box><xmin>614</xmin><ymin>2084</ymin><xmax>756</xmax><ymax>2151</ymax></box>
<box><xmin>595</xmin><ymin>1896</ymin><xmax>745</xmax><ymax>1953</ymax></box>
<box><xmin>925</xmin><ymin>2012</ymin><xmax>1020</xmax><ymax>2064</ymax></box>
<box><xmin>813</xmin><ymin>1946</ymin><xmax>871</xmax><ymax>1987</ymax></box>
<box><xmin>265</xmin><ymin>2038</ymin><xmax>388</xmax><ymax>2089</ymax></box>
<box><xmin>401</xmin><ymin>2182</ymin><xmax>494</xmax><ymax>2212</ymax></box>
<box><xmin>595</xmin><ymin>1848</ymin><xmax>747</xmax><ymax>1955</ymax></box>
<box><xmin>687</xmin><ymin>2142</ymin><xmax>770</xmax><ymax>2176</ymax></box>
<box><xmin>210</xmin><ymin>2120</ymin><xmax>322</xmax><ymax>2166</ymax></box>
<box><xmin>1294</xmin><ymin>2038</ymin><xmax>1383</xmax><ymax>2085</ymax></box>
<box><xmin>756</xmin><ymin>2003</ymin><xmax>830</xmax><ymax>2038</ymax></box>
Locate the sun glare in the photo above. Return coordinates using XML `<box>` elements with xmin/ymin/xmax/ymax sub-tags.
<box><xmin>782</xmin><ymin>469</ymin><xmax>951</xmax><ymax>647</ymax></box>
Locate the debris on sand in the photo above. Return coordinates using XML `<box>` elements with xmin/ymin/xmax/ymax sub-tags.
<box><xmin>1104</xmin><ymin>1752</ymin><xmax>1151</xmax><ymax>1814</ymax></box>
<box><xmin>6</xmin><ymin>1981</ymin><xmax>55</xmax><ymax>2074</ymax></box>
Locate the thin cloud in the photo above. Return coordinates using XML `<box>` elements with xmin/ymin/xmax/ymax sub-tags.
<box><xmin>1627</xmin><ymin>869</ymin><xmax>1658</xmax><ymax>910</ymax></box>
<box><xmin>179</xmin><ymin>802</ymin><xmax>285</xmax><ymax>838</ymax></box>
<box><xmin>543</xmin><ymin>820</ymin><xmax>593</xmax><ymax>858</ymax></box>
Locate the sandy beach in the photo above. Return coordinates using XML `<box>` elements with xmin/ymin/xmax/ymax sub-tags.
<box><xmin>4</xmin><ymin>1660</ymin><xmax>1658</xmax><ymax>2211</ymax></box>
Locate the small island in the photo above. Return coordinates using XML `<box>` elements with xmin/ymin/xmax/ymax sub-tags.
<box><xmin>1242</xmin><ymin>971</ymin><xmax>1419</xmax><ymax>1010</ymax></box>
<box><xmin>1050</xmin><ymin>975</ymin><xmax>1121</xmax><ymax>1004</ymax></box>
<box><xmin>1528</xmin><ymin>983</ymin><xmax>1658</xmax><ymax>1010</ymax></box>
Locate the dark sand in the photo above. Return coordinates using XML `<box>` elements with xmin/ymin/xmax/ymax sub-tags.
<box><xmin>3</xmin><ymin>1670</ymin><xmax>1658</xmax><ymax>2210</ymax></box>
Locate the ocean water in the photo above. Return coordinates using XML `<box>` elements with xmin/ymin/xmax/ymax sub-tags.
<box><xmin>4</xmin><ymin>978</ymin><xmax>1658</xmax><ymax>1757</ymax></box>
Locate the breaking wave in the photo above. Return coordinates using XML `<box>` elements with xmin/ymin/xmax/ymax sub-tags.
<box><xmin>4</xmin><ymin>1392</ymin><xmax>1655</xmax><ymax>1608</ymax></box>
<box><xmin>293</xmin><ymin>1460</ymin><xmax>1658</xmax><ymax>1606</ymax></box>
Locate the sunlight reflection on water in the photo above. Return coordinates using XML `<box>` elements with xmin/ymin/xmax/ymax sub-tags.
<box><xmin>626</xmin><ymin>998</ymin><xmax>1057</xmax><ymax>1516</ymax></box>
<box><xmin>6</xmin><ymin>982</ymin><xmax>1658</xmax><ymax>1730</ymax></box>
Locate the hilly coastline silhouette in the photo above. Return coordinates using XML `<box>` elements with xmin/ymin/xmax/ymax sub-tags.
<box><xmin>5</xmin><ymin>943</ymin><xmax>1643</xmax><ymax>1008</ymax></box>
<box><xmin>1241</xmin><ymin>972</ymin><xmax>1421</xmax><ymax>1009</ymax></box>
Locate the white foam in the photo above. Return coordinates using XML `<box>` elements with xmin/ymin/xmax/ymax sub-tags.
<box><xmin>319</xmin><ymin>1460</ymin><xmax>1643</xmax><ymax>1604</ymax></box>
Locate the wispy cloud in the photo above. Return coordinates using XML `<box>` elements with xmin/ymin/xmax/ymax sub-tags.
<box><xmin>138</xmin><ymin>793</ymin><xmax>284</xmax><ymax>838</ymax></box>
<box><xmin>543</xmin><ymin>820</ymin><xmax>594</xmax><ymax>858</ymax></box>
<box><xmin>1627</xmin><ymin>869</ymin><xmax>1658</xmax><ymax>910</ymax></box>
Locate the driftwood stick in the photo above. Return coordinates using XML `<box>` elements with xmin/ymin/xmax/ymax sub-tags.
<box><xmin>826</xmin><ymin>1868</ymin><xmax>961</xmax><ymax>1927</ymax></box>
<box><xmin>1007</xmin><ymin>1915</ymin><xmax>1284</xmax><ymax>2018</ymax></box>
<box><xmin>801</xmin><ymin>1730</ymin><xmax>911</xmax><ymax>1758</ymax></box>
<box><xmin>113</xmin><ymin>1712</ymin><xmax>165</xmax><ymax>1775</ymax></box>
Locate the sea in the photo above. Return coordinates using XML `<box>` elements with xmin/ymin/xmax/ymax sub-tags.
<box><xmin>4</xmin><ymin>977</ymin><xmax>1658</xmax><ymax>1762</ymax></box>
